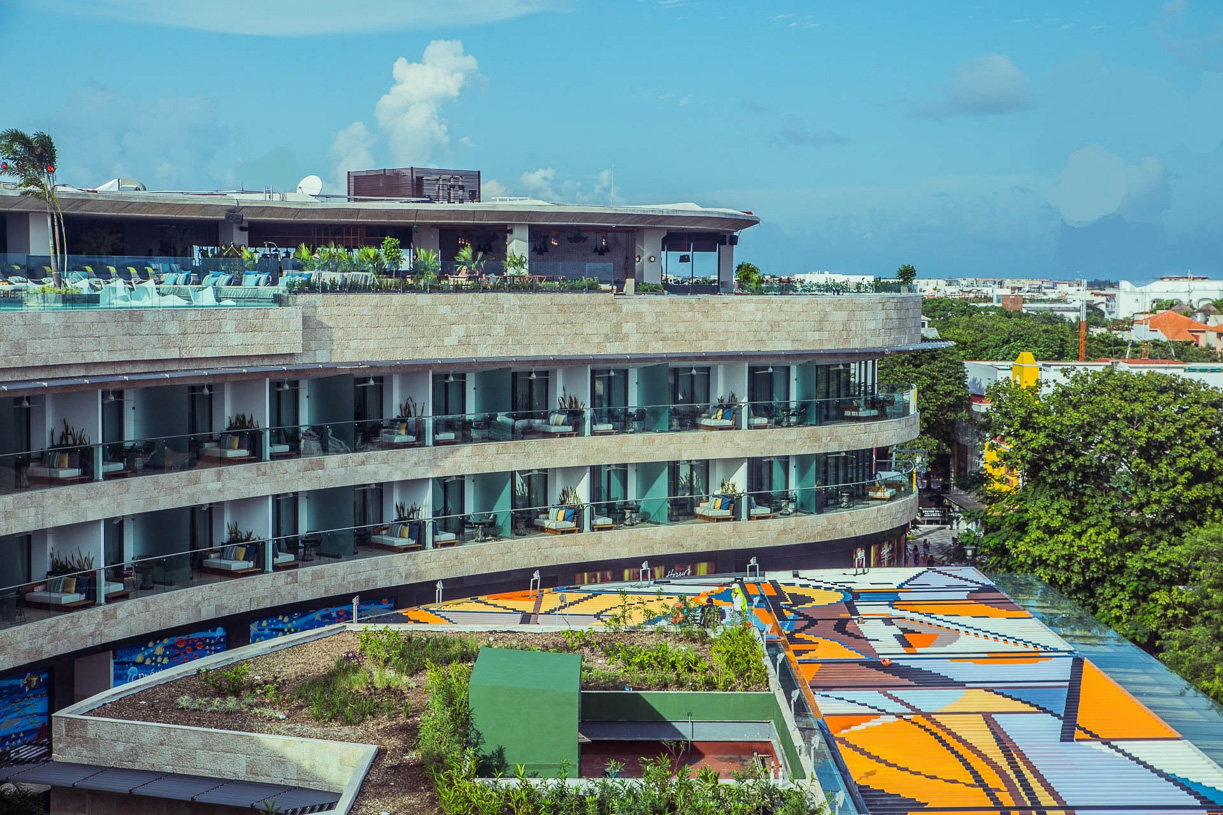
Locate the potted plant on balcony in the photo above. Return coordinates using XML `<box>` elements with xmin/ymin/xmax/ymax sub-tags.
<box><xmin>412</xmin><ymin>248</ymin><xmax>440</xmax><ymax>290</ymax></box>
<box><xmin>558</xmin><ymin>486</ymin><xmax>586</xmax><ymax>531</ymax></box>
<box><xmin>42</xmin><ymin>420</ymin><xmax>93</xmax><ymax>481</ymax></box>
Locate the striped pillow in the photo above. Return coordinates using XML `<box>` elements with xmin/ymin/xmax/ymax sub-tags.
<box><xmin>222</xmin><ymin>545</ymin><xmax>238</xmax><ymax>560</ymax></box>
<box><xmin>47</xmin><ymin>576</ymin><xmax>66</xmax><ymax>594</ymax></box>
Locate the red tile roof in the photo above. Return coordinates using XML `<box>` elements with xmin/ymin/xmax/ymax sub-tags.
<box><xmin>1135</xmin><ymin>310</ymin><xmax>1211</xmax><ymax>342</ymax></box>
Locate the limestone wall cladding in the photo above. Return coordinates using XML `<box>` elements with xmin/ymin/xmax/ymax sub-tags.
<box><xmin>0</xmin><ymin>307</ymin><xmax>303</xmax><ymax>381</ymax></box>
<box><xmin>52</xmin><ymin>716</ymin><xmax>367</xmax><ymax>793</ymax></box>
<box><xmin>0</xmin><ymin>494</ymin><xmax>915</xmax><ymax>673</ymax></box>
<box><xmin>0</xmin><ymin>413</ymin><xmax>918</xmax><ymax>536</ymax></box>
<box><xmin>295</xmin><ymin>293</ymin><xmax>920</xmax><ymax>363</ymax></box>
<box><xmin>2</xmin><ymin>293</ymin><xmax>918</xmax><ymax>382</ymax></box>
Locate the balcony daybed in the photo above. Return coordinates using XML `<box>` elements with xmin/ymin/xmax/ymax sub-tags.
<box><xmin>200</xmin><ymin>434</ymin><xmax>254</xmax><ymax>462</ymax></box>
<box><xmin>23</xmin><ymin>575</ymin><xmax>125</xmax><ymax>609</ymax></box>
<box><xmin>591</xmin><ymin>513</ymin><xmax>615</xmax><ymax>531</ymax></box>
<box><xmin>695</xmin><ymin>495</ymin><xmax>735</xmax><ymax>522</ymax></box>
<box><xmin>379</xmin><ymin>419</ymin><xmax>420</xmax><ymax>448</ymax></box>
<box><xmin>203</xmin><ymin>544</ymin><xmax>261</xmax><ymax>576</ymax></box>
<box><xmin>524</xmin><ymin>411</ymin><xmax>579</xmax><ymax>437</ymax></box>
<box><xmin>697</xmin><ymin>406</ymin><xmax>737</xmax><ymax>430</ymax></box>
<box><xmin>371</xmin><ymin>521</ymin><xmax>424</xmax><ymax>552</ymax></box>
<box><xmin>534</xmin><ymin>507</ymin><xmax>580</xmax><ymax>534</ymax></box>
<box><xmin>28</xmin><ymin>450</ymin><xmax>87</xmax><ymax>485</ymax></box>
<box><xmin>433</xmin><ymin>523</ymin><xmax>459</xmax><ymax>546</ymax></box>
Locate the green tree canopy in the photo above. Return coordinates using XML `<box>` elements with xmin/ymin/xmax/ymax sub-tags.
<box><xmin>895</xmin><ymin>264</ymin><xmax>917</xmax><ymax>285</ymax></box>
<box><xmin>979</xmin><ymin>369</ymin><xmax>1223</xmax><ymax>643</ymax></box>
<box><xmin>735</xmin><ymin>262</ymin><xmax>761</xmax><ymax>291</ymax></box>
<box><xmin>1156</xmin><ymin>523</ymin><xmax>1223</xmax><ymax>703</ymax></box>
<box><xmin>878</xmin><ymin>342</ymin><xmax>969</xmax><ymax>458</ymax></box>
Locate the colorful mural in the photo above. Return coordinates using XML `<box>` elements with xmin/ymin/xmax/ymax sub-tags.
<box><xmin>250</xmin><ymin>598</ymin><xmax>394</xmax><ymax>642</ymax></box>
<box><xmin>0</xmin><ymin>670</ymin><xmax>48</xmax><ymax>759</ymax></box>
<box><xmin>113</xmin><ymin>628</ymin><xmax>226</xmax><ymax>686</ymax></box>
<box><xmin>398</xmin><ymin>567</ymin><xmax>1223</xmax><ymax>815</ymax></box>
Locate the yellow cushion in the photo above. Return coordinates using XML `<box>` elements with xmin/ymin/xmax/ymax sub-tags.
<box><xmin>233</xmin><ymin>546</ymin><xmax>246</xmax><ymax>560</ymax></box>
<box><xmin>554</xmin><ymin>509</ymin><xmax>566</xmax><ymax>522</ymax></box>
<box><xmin>397</xmin><ymin>422</ymin><xmax>408</xmax><ymax>435</ymax></box>
<box><xmin>229</xmin><ymin>435</ymin><xmax>241</xmax><ymax>450</ymax></box>
<box><xmin>710</xmin><ymin>497</ymin><xmax>722</xmax><ymax>511</ymax></box>
<box><xmin>399</xmin><ymin>525</ymin><xmax>412</xmax><ymax>539</ymax></box>
<box><xmin>62</xmin><ymin>577</ymin><xmax>77</xmax><ymax>593</ymax></box>
<box><xmin>57</xmin><ymin>452</ymin><xmax>70</xmax><ymax>469</ymax></box>
<box><xmin>714</xmin><ymin>408</ymin><xmax>723</xmax><ymax>420</ymax></box>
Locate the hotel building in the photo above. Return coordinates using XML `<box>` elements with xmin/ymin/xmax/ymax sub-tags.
<box><xmin>0</xmin><ymin>182</ymin><xmax>921</xmax><ymax>727</ymax></box>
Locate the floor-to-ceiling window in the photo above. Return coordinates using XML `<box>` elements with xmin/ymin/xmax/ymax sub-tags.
<box><xmin>273</xmin><ymin>493</ymin><xmax>299</xmax><ymax>540</ymax></box>
<box><xmin>187</xmin><ymin>384</ymin><xmax>213</xmax><ymax>444</ymax></box>
<box><xmin>668</xmin><ymin>459</ymin><xmax>709</xmax><ymax>521</ymax></box>
<box><xmin>591</xmin><ymin>368</ymin><xmax>628</xmax><ymax>431</ymax></box>
<box><xmin>670</xmin><ymin>366</ymin><xmax>710</xmax><ymax>430</ymax></box>
<box><xmin>748</xmin><ymin>365</ymin><xmax>790</xmax><ymax>424</ymax></box>
<box><xmin>354</xmin><ymin>484</ymin><xmax>383</xmax><ymax>543</ymax></box>
<box><xmin>353</xmin><ymin>376</ymin><xmax>384</xmax><ymax>449</ymax></box>
<box><xmin>0</xmin><ymin>534</ymin><xmax>31</xmax><ymax>621</ymax></box>
<box><xmin>432</xmin><ymin>372</ymin><xmax>467</xmax><ymax>440</ymax></box>
<box><xmin>271</xmin><ymin>380</ymin><xmax>301</xmax><ymax>455</ymax></box>
<box><xmin>590</xmin><ymin>464</ymin><xmax>628</xmax><ymax>516</ymax></box>
<box><xmin>434</xmin><ymin>477</ymin><xmax>467</xmax><ymax>535</ymax></box>
<box><xmin>512</xmin><ymin>469</ymin><xmax>548</xmax><ymax>534</ymax></box>
<box><xmin>512</xmin><ymin>370</ymin><xmax>550</xmax><ymax>416</ymax></box>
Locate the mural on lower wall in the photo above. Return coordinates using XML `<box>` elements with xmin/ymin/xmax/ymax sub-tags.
<box><xmin>0</xmin><ymin>670</ymin><xmax>49</xmax><ymax>757</ymax></box>
<box><xmin>575</xmin><ymin>561</ymin><xmax>718</xmax><ymax>585</ymax></box>
<box><xmin>113</xmin><ymin>628</ymin><xmax>227</xmax><ymax>687</ymax></box>
<box><xmin>250</xmin><ymin>598</ymin><xmax>394</xmax><ymax>643</ymax></box>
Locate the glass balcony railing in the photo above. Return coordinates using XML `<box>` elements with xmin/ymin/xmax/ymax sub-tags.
<box><xmin>0</xmin><ymin>472</ymin><xmax>914</xmax><ymax>633</ymax></box>
<box><xmin>0</xmin><ymin>393</ymin><xmax>915</xmax><ymax>498</ymax></box>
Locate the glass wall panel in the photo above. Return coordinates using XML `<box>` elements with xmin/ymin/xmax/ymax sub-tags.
<box><xmin>511</xmin><ymin>371</ymin><xmax>550</xmax><ymax>414</ymax></box>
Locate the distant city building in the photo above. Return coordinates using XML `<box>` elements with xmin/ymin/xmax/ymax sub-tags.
<box><xmin>793</xmin><ymin>270</ymin><xmax>876</xmax><ymax>286</ymax></box>
<box><xmin>1116</xmin><ymin>276</ymin><xmax>1223</xmax><ymax>319</ymax></box>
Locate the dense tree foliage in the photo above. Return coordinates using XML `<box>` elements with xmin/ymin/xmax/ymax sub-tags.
<box><xmin>980</xmin><ymin>369</ymin><xmax>1223</xmax><ymax>649</ymax></box>
<box><xmin>1156</xmin><ymin>523</ymin><xmax>1223</xmax><ymax>703</ymax></box>
<box><xmin>896</xmin><ymin>264</ymin><xmax>917</xmax><ymax>285</ymax></box>
<box><xmin>879</xmin><ymin>342</ymin><xmax>969</xmax><ymax>459</ymax></box>
<box><xmin>922</xmin><ymin>299</ymin><xmax>1216</xmax><ymax>362</ymax></box>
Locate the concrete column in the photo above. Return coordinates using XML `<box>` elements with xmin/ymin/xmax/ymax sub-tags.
<box><xmin>73</xmin><ymin>651</ymin><xmax>113</xmax><ymax>703</ymax></box>
<box><xmin>415</xmin><ymin>226</ymin><xmax>440</xmax><ymax>254</ymax></box>
<box><xmin>718</xmin><ymin>238</ymin><xmax>735</xmax><ymax>293</ymax></box>
<box><xmin>217</xmin><ymin>220</ymin><xmax>248</xmax><ymax>248</ymax></box>
<box><xmin>507</xmin><ymin>224</ymin><xmax>529</xmax><ymax>263</ymax></box>
<box><xmin>636</xmin><ymin>228</ymin><xmax>665</xmax><ymax>285</ymax></box>
<box><xmin>225</xmin><ymin>620</ymin><xmax>251</xmax><ymax>650</ymax></box>
<box><xmin>5</xmin><ymin>211</ymin><xmax>51</xmax><ymax>256</ymax></box>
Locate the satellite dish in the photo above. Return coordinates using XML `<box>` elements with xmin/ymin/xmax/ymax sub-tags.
<box><xmin>296</xmin><ymin>175</ymin><xmax>323</xmax><ymax>197</ymax></box>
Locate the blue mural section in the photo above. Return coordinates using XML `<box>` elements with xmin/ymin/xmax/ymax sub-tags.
<box><xmin>0</xmin><ymin>670</ymin><xmax>49</xmax><ymax>756</ymax></box>
<box><xmin>251</xmin><ymin>598</ymin><xmax>394</xmax><ymax>643</ymax></box>
<box><xmin>113</xmin><ymin>628</ymin><xmax>227</xmax><ymax>686</ymax></box>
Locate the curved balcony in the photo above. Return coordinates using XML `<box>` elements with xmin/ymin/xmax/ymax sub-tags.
<box><xmin>0</xmin><ymin>491</ymin><xmax>916</xmax><ymax>672</ymax></box>
<box><xmin>0</xmin><ymin>410</ymin><xmax>919</xmax><ymax>536</ymax></box>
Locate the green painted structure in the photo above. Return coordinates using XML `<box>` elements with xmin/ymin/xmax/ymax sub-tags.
<box><xmin>580</xmin><ymin>690</ymin><xmax>804</xmax><ymax>779</ymax></box>
<box><xmin>469</xmin><ymin>648</ymin><xmax>581</xmax><ymax>775</ymax></box>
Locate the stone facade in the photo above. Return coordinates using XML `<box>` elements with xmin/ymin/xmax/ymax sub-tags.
<box><xmin>0</xmin><ymin>494</ymin><xmax>915</xmax><ymax>673</ymax></box>
<box><xmin>0</xmin><ymin>414</ymin><xmax>918</xmax><ymax>536</ymax></box>
<box><xmin>2</xmin><ymin>293</ymin><xmax>919</xmax><ymax>384</ymax></box>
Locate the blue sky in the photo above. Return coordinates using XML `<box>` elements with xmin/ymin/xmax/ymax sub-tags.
<box><xmin>3</xmin><ymin>0</ymin><xmax>1222</xmax><ymax>279</ymax></box>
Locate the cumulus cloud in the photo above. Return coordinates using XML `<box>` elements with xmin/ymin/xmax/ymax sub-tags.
<box><xmin>26</xmin><ymin>0</ymin><xmax>568</xmax><ymax>36</ymax></box>
<box><xmin>778</xmin><ymin>115</ymin><xmax>846</xmax><ymax>146</ymax></box>
<box><xmin>329</xmin><ymin>122</ymin><xmax>375</xmax><ymax>193</ymax></box>
<box><xmin>516</xmin><ymin>167</ymin><xmax>619</xmax><ymax>204</ymax></box>
<box><xmin>329</xmin><ymin>40</ymin><xmax>479</xmax><ymax>190</ymax></box>
<box><xmin>1046</xmin><ymin>143</ymin><xmax>1170</xmax><ymax>226</ymax></box>
<box><xmin>374</xmin><ymin>41</ymin><xmax>479</xmax><ymax>166</ymax></box>
<box><xmin>45</xmin><ymin>88</ymin><xmax>230</xmax><ymax>189</ymax></box>
<box><xmin>482</xmin><ymin>178</ymin><xmax>509</xmax><ymax>199</ymax></box>
<box><xmin>913</xmin><ymin>54</ymin><xmax>1035</xmax><ymax>117</ymax></box>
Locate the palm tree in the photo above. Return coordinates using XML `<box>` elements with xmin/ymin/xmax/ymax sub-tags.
<box><xmin>0</xmin><ymin>129</ymin><xmax>66</xmax><ymax>285</ymax></box>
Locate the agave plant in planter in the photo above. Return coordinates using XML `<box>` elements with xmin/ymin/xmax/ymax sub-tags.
<box><xmin>412</xmin><ymin>248</ymin><xmax>440</xmax><ymax>288</ymax></box>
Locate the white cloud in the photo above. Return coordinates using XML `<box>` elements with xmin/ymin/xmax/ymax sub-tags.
<box><xmin>328</xmin><ymin>122</ymin><xmax>375</xmax><ymax>193</ymax></box>
<box><xmin>482</xmin><ymin>178</ymin><xmax>508</xmax><ymax>199</ymax></box>
<box><xmin>515</xmin><ymin>167</ymin><xmax>619</xmax><ymax>204</ymax></box>
<box><xmin>1046</xmin><ymin>143</ymin><xmax>1170</xmax><ymax>226</ymax></box>
<box><xmin>913</xmin><ymin>54</ymin><xmax>1035</xmax><ymax>117</ymax></box>
<box><xmin>328</xmin><ymin>40</ymin><xmax>479</xmax><ymax>186</ymax></box>
<box><xmin>374</xmin><ymin>41</ymin><xmax>480</xmax><ymax>167</ymax></box>
<box><xmin>45</xmin><ymin>88</ymin><xmax>230</xmax><ymax>189</ymax></box>
<box><xmin>27</xmin><ymin>0</ymin><xmax>569</xmax><ymax>36</ymax></box>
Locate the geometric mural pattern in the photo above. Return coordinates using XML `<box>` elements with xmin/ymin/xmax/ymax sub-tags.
<box><xmin>394</xmin><ymin>566</ymin><xmax>1223</xmax><ymax>814</ymax></box>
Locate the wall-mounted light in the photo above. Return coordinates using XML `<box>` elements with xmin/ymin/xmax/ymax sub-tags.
<box><xmin>635</xmin><ymin>254</ymin><xmax>642</xmax><ymax>263</ymax></box>
<box><xmin>647</xmin><ymin>255</ymin><xmax>656</xmax><ymax>264</ymax></box>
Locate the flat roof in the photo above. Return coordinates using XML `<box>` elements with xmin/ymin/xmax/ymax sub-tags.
<box><xmin>395</xmin><ymin>568</ymin><xmax>1223</xmax><ymax>814</ymax></box>
<box><xmin>0</xmin><ymin>187</ymin><xmax>759</xmax><ymax>232</ymax></box>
